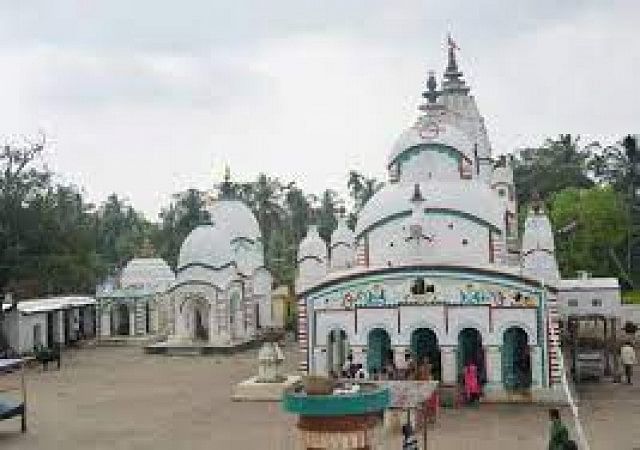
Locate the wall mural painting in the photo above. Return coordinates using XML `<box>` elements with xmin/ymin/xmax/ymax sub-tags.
<box><xmin>316</xmin><ymin>278</ymin><xmax>539</xmax><ymax>310</ymax></box>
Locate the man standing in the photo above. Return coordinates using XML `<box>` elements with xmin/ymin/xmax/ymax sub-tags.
<box><xmin>621</xmin><ymin>341</ymin><xmax>637</xmax><ymax>385</ymax></box>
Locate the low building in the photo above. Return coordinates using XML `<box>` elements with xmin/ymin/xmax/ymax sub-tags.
<box><xmin>1</xmin><ymin>296</ymin><xmax>96</xmax><ymax>354</ymax></box>
<box><xmin>557</xmin><ymin>274</ymin><xmax>621</xmax><ymax>318</ymax></box>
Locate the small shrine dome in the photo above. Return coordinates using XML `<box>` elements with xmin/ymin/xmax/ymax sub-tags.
<box><xmin>330</xmin><ymin>217</ymin><xmax>355</xmax><ymax>248</ymax></box>
<box><xmin>298</xmin><ymin>225</ymin><xmax>327</xmax><ymax>261</ymax></box>
<box><xmin>521</xmin><ymin>211</ymin><xmax>555</xmax><ymax>254</ymax></box>
<box><xmin>120</xmin><ymin>257</ymin><xmax>174</xmax><ymax>291</ymax></box>
<box><xmin>177</xmin><ymin>224</ymin><xmax>233</xmax><ymax>270</ymax></box>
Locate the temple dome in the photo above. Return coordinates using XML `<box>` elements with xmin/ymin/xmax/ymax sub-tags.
<box><xmin>120</xmin><ymin>258</ymin><xmax>174</xmax><ymax>291</ymax></box>
<box><xmin>298</xmin><ymin>225</ymin><xmax>327</xmax><ymax>261</ymax></box>
<box><xmin>387</xmin><ymin>121</ymin><xmax>474</xmax><ymax>169</ymax></box>
<box><xmin>177</xmin><ymin>224</ymin><xmax>234</xmax><ymax>270</ymax></box>
<box><xmin>355</xmin><ymin>180</ymin><xmax>503</xmax><ymax>237</ymax></box>
<box><xmin>209</xmin><ymin>199</ymin><xmax>261</xmax><ymax>242</ymax></box>
<box><xmin>330</xmin><ymin>218</ymin><xmax>355</xmax><ymax>248</ymax></box>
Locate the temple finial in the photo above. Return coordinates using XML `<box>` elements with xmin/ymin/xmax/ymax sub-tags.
<box><xmin>442</xmin><ymin>33</ymin><xmax>470</xmax><ymax>94</ymax></box>
<box><xmin>446</xmin><ymin>33</ymin><xmax>459</xmax><ymax>73</ymax></box>
<box><xmin>219</xmin><ymin>164</ymin><xmax>233</xmax><ymax>199</ymax></box>
<box><xmin>422</xmin><ymin>70</ymin><xmax>440</xmax><ymax>104</ymax></box>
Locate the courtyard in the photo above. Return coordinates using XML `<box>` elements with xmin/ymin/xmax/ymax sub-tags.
<box><xmin>0</xmin><ymin>343</ymin><xmax>637</xmax><ymax>449</ymax></box>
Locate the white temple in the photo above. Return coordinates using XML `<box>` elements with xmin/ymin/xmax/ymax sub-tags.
<box><xmin>160</xmin><ymin>176</ymin><xmax>273</xmax><ymax>349</ymax></box>
<box><xmin>294</xmin><ymin>38</ymin><xmax>615</xmax><ymax>402</ymax></box>
<box><xmin>97</xmin><ymin>256</ymin><xmax>175</xmax><ymax>338</ymax></box>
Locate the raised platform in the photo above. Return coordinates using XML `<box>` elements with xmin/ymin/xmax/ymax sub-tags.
<box><xmin>97</xmin><ymin>336</ymin><xmax>158</xmax><ymax>347</ymax></box>
<box><xmin>232</xmin><ymin>375</ymin><xmax>301</xmax><ymax>402</ymax></box>
<box><xmin>144</xmin><ymin>339</ymin><xmax>262</xmax><ymax>356</ymax></box>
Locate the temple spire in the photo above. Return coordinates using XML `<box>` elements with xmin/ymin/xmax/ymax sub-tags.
<box><xmin>442</xmin><ymin>33</ymin><xmax>470</xmax><ymax>95</ymax></box>
<box><xmin>219</xmin><ymin>164</ymin><xmax>234</xmax><ymax>199</ymax></box>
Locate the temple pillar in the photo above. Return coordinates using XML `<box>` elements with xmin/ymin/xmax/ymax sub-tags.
<box><xmin>128</xmin><ymin>302</ymin><xmax>136</xmax><ymax>336</ymax></box>
<box><xmin>486</xmin><ymin>345</ymin><xmax>502</xmax><ymax>386</ymax></box>
<box><xmin>531</xmin><ymin>345</ymin><xmax>543</xmax><ymax>387</ymax></box>
<box><xmin>441</xmin><ymin>346</ymin><xmax>457</xmax><ymax>384</ymax></box>
<box><xmin>100</xmin><ymin>304</ymin><xmax>111</xmax><ymax>337</ymax></box>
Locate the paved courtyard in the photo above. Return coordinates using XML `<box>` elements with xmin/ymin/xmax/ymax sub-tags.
<box><xmin>0</xmin><ymin>343</ymin><xmax>637</xmax><ymax>449</ymax></box>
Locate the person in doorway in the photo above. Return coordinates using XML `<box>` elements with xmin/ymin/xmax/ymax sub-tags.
<box><xmin>396</xmin><ymin>351</ymin><xmax>409</xmax><ymax>379</ymax></box>
<box><xmin>463</xmin><ymin>360</ymin><xmax>480</xmax><ymax>405</ymax></box>
<box><xmin>547</xmin><ymin>408</ymin><xmax>570</xmax><ymax>450</ymax></box>
<box><xmin>621</xmin><ymin>341</ymin><xmax>637</xmax><ymax>385</ymax></box>
<box><xmin>355</xmin><ymin>365</ymin><xmax>368</xmax><ymax>380</ymax></box>
<box><xmin>343</xmin><ymin>353</ymin><xmax>355</xmax><ymax>379</ymax></box>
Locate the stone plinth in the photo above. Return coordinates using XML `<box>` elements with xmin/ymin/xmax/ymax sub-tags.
<box><xmin>232</xmin><ymin>375</ymin><xmax>301</xmax><ymax>402</ymax></box>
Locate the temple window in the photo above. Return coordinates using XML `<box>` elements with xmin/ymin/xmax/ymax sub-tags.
<box><xmin>498</xmin><ymin>189</ymin><xmax>506</xmax><ymax>197</ymax></box>
<box><xmin>411</xmin><ymin>278</ymin><xmax>425</xmax><ymax>295</ymax></box>
<box><xmin>568</xmin><ymin>299</ymin><xmax>578</xmax><ymax>307</ymax></box>
<box><xmin>448</xmin><ymin>223</ymin><xmax>454</xmax><ymax>230</ymax></box>
<box><xmin>592</xmin><ymin>299</ymin><xmax>602</xmax><ymax>307</ymax></box>
<box><xmin>462</xmin><ymin>238</ymin><xmax>468</xmax><ymax>246</ymax></box>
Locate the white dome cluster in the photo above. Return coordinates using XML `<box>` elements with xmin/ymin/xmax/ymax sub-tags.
<box><xmin>177</xmin><ymin>199</ymin><xmax>264</xmax><ymax>286</ymax></box>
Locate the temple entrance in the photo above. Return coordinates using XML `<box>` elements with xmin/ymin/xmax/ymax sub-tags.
<box><xmin>502</xmin><ymin>327</ymin><xmax>531</xmax><ymax>390</ymax></box>
<box><xmin>117</xmin><ymin>303</ymin><xmax>130</xmax><ymax>336</ymax></box>
<box><xmin>410</xmin><ymin>328</ymin><xmax>441</xmax><ymax>380</ymax></box>
<box><xmin>327</xmin><ymin>329</ymin><xmax>348</xmax><ymax>376</ymax></box>
<box><xmin>192</xmin><ymin>299</ymin><xmax>209</xmax><ymax>342</ymax></box>
<box><xmin>367</xmin><ymin>328</ymin><xmax>391</xmax><ymax>374</ymax></box>
<box><xmin>457</xmin><ymin>328</ymin><xmax>485</xmax><ymax>384</ymax></box>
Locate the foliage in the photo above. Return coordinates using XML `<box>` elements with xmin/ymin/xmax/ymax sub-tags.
<box><xmin>549</xmin><ymin>186</ymin><xmax>628</xmax><ymax>278</ymax></box>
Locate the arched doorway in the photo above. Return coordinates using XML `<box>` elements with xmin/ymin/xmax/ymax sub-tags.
<box><xmin>367</xmin><ymin>328</ymin><xmax>391</xmax><ymax>374</ymax></box>
<box><xmin>327</xmin><ymin>329</ymin><xmax>349</xmax><ymax>376</ymax></box>
<box><xmin>410</xmin><ymin>328</ymin><xmax>441</xmax><ymax>380</ymax></box>
<box><xmin>457</xmin><ymin>328</ymin><xmax>485</xmax><ymax>384</ymax></box>
<box><xmin>502</xmin><ymin>327</ymin><xmax>531</xmax><ymax>390</ymax></box>
<box><xmin>117</xmin><ymin>303</ymin><xmax>130</xmax><ymax>336</ymax></box>
<box><xmin>192</xmin><ymin>298</ymin><xmax>209</xmax><ymax>342</ymax></box>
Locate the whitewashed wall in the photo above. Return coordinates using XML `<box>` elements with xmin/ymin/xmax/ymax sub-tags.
<box><xmin>557</xmin><ymin>288</ymin><xmax>621</xmax><ymax>318</ymax></box>
<box><xmin>367</xmin><ymin>214</ymin><xmax>491</xmax><ymax>267</ymax></box>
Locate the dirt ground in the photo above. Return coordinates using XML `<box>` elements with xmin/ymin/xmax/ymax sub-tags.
<box><xmin>0</xmin><ymin>343</ymin><xmax>637</xmax><ymax>449</ymax></box>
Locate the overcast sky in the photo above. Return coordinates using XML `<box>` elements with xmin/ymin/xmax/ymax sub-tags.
<box><xmin>0</xmin><ymin>1</ymin><xmax>637</xmax><ymax>219</ymax></box>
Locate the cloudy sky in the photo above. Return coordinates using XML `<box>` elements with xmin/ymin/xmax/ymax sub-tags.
<box><xmin>0</xmin><ymin>0</ymin><xmax>637</xmax><ymax>219</ymax></box>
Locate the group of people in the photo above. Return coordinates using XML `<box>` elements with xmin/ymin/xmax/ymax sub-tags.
<box><xmin>334</xmin><ymin>350</ymin><xmax>436</xmax><ymax>382</ymax></box>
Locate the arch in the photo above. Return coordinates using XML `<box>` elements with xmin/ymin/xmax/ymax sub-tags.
<box><xmin>326</xmin><ymin>328</ymin><xmax>349</xmax><ymax>376</ymax></box>
<box><xmin>410</xmin><ymin>328</ymin><xmax>441</xmax><ymax>381</ymax></box>
<box><xmin>367</xmin><ymin>328</ymin><xmax>391</xmax><ymax>374</ymax></box>
<box><xmin>495</xmin><ymin>321</ymin><xmax>536</xmax><ymax>346</ymax></box>
<box><xmin>457</xmin><ymin>327</ymin><xmax>486</xmax><ymax>386</ymax></box>
<box><xmin>502</xmin><ymin>326</ymin><xmax>532</xmax><ymax>390</ymax></box>
<box><xmin>407</xmin><ymin>322</ymin><xmax>444</xmax><ymax>346</ymax></box>
<box><xmin>451</xmin><ymin>321</ymin><xmax>489</xmax><ymax>344</ymax></box>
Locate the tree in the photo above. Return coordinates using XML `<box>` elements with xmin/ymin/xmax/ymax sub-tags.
<box><xmin>316</xmin><ymin>189</ymin><xmax>339</xmax><ymax>244</ymax></box>
<box><xmin>0</xmin><ymin>134</ymin><xmax>49</xmax><ymax>295</ymax></box>
<box><xmin>514</xmin><ymin>134</ymin><xmax>594</xmax><ymax>208</ymax></box>
<box><xmin>157</xmin><ymin>189</ymin><xmax>210</xmax><ymax>269</ymax></box>
<box><xmin>549</xmin><ymin>186</ymin><xmax>628</xmax><ymax>279</ymax></box>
